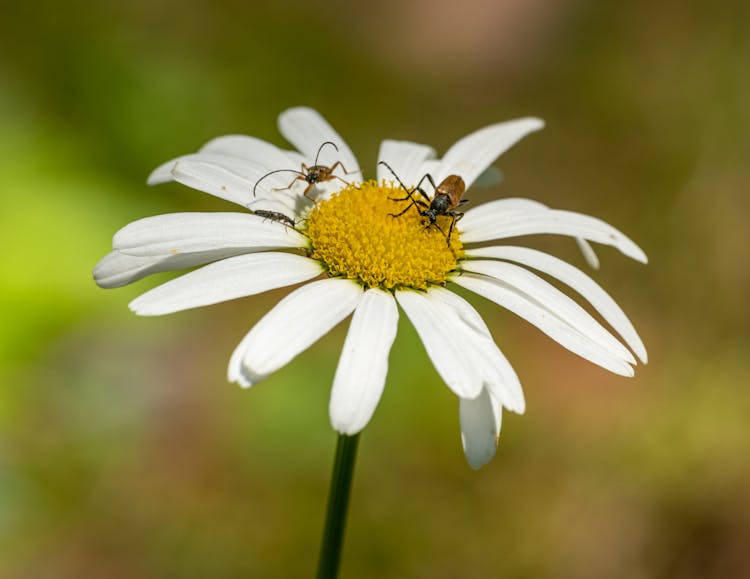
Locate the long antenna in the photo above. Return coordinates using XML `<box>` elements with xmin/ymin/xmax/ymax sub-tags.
<box><xmin>378</xmin><ymin>161</ymin><xmax>411</xmax><ymax>194</ymax></box>
<box><xmin>378</xmin><ymin>160</ymin><xmax>424</xmax><ymax>216</ymax></box>
<box><xmin>314</xmin><ymin>141</ymin><xmax>339</xmax><ymax>166</ymax></box>
<box><xmin>253</xmin><ymin>169</ymin><xmax>306</xmax><ymax>197</ymax></box>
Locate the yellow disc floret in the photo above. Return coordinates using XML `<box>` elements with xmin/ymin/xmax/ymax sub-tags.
<box><xmin>304</xmin><ymin>180</ymin><xmax>463</xmax><ymax>290</ymax></box>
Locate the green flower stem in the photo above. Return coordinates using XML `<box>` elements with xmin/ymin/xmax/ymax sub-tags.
<box><xmin>316</xmin><ymin>433</ymin><xmax>361</xmax><ymax>579</ymax></box>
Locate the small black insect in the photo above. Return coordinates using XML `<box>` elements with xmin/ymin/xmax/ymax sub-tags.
<box><xmin>253</xmin><ymin>141</ymin><xmax>358</xmax><ymax>200</ymax></box>
<box><xmin>379</xmin><ymin>161</ymin><xmax>469</xmax><ymax>245</ymax></box>
<box><xmin>253</xmin><ymin>209</ymin><xmax>296</xmax><ymax>228</ymax></box>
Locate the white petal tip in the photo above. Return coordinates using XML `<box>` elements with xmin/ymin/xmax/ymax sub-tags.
<box><xmin>228</xmin><ymin>369</ymin><xmax>254</xmax><ymax>388</ymax></box>
<box><xmin>92</xmin><ymin>272</ymin><xmax>113</xmax><ymax>289</ymax></box>
<box><xmin>466</xmin><ymin>448</ymin><xmax>496</xmax><ymax>470</ymax></box>
<box><xmin>523</xmin><ymin>117</ymin><xmax>545</xmax><ymax>131</ymax></box>
<box><xmin>146</xmin><ymin>164</ymin><xmax>174</xmax><ymax>186</ymax></box>
<box><xmin>127</xmin><ymin>298</ymin><xmax>159</xmax><ymax>317</ymax></box>
<box><xmin>232</xmin><ymin>364</ymin><xmax>268</xmax><ymax>389</ymax></box>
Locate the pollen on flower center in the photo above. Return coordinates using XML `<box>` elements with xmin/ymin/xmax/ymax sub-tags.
<box><xmin>304</xmin><ymin>180</ymin><xmax>463</xmax><ymax>290</ymax></box>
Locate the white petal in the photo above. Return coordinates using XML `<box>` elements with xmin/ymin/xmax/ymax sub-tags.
<box><xmin>129</xmin><ymin>252</ymin><xmax>323</xmax><ymax>315</ymax></box>
<box><xmin>148</xmin><ymin>152</ymin><xmax>259</xmax><ymax>186</ymax></box>
<box><xmin>169</xmin><ymin>158</ymin><xmax>256</xmax><ymax>207</ymax></box>
<box><xmin>148</xmin><ymin>157</ymin><xmax>182</xmax><ymax>185</ymax></box>
<box><xmin>93</xmin><ymin>248</ymin><xmax>252</xmax><ymax>289</ymax></box>
<box><xmin>423</xmin><ymin>287</ymin><xmax>525</xmax><ymax>413</ymax></box>
<box><xmin>397</xmin><ymin>288</ymin><xmax>515</xmax><ymax>401</ymax></box>
<box><xmin>460</xmin><ymin>201</ymin><xmax>648</xmax><ymax>264</ymax></box>
<box><xmin>277</xmin><ymin>107</ymin><xmax>362</xmax><ymax>181</ymax></box>
<box><xmin>199</xmin><ymin>134</ymin><xmax>297</xmax><ymax>167</ymax></box>
<box><xmin>228</xmin><ymin>278</ymin><xmax>363</xmax><ymax>387</ymax></box>
<box><xmin>376</xmin><ymin>140</ymin><xmax>437</xmax><ymax>185</ymax></box>
<box><xmin>148</xmin><ymin>137</ymin><xmax>295</xmax><ymax>183</ymax></box>
<box><xmin>431</xmin><ymin>118</ymin><xmax>544</xmax><ymax>188</ymax></box>
<box><xmin>149</xmin><ymin>152</ymin><xmax>311</xmax><ymax>211</ymax></box>
<box><xmin>113</xmin><ymin>212</ymin><xmax>308</xmax><ymax>257</ymax></box>
<box><xmin>469</xmin><ymin>198</ymin><xmax>602</xmax><ymax>268</ymax></box>
<box><xmin>94</xmin><ymin>251</ymin><xmax>149</xmax><ymax>288</ymax></box>
<box><xmin>460</xmin><ymin>260</ymin><xmax>635</xmax><ymax>364</ymax></box>
<box><xmin>576</xmin><ymin>238</ymin><xmax>600</xmax><ymax>270</ymax></box>
<box><xmin>453</xmin><ymin>273</ymin><xmax>635</xmax><ymax>376</ymax></box>
<box><xmin>460</xmin><ymin>388</ymin><xmax>503</xmax><ymax>470</ymax></box>
<box><xmin>330</xmin><ymin>288</ymin><xmax>399</xmax><ymax>434</ymax></box>
<box><xmin>396</xmin><ymin>290</ymin><xmax>484</xmax><ymax>399</ymax></box>
<box><xmin>466</xmin><ymin>246</ymin><xmax>647</xmax><ymax>363</ymax></box>
<box><xmin>199</xmin><ymin>136</ymin><xmax>321</xmax><ymax>210</ymax></box>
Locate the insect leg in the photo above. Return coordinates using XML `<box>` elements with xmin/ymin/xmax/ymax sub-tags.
<box><xmin>328</xmin><ymin>160</ymin><xmax>361</xmax><ymax>177</ymax></box>
<box><xmin>302</xmin><ymin>181</ymin><xmax>316</xmax><ymax>199</ymax></box>
<box><xmin>412</xmin><ymin>174</ymin><xmax>438</xmax><ymax>204</ymax></box>
<box><xmin>331</xmin><ymin>175</ymin><xmax>352</xmax><ymax>187</ymax></box>
<box><xmin>274</xmin><ymin>174</ymin><xmax>305</xmax><ymax>192</ymax></box>
<box><xmin>446</xmin><ymin>211</ymin><xmax>464</xmax><ymax>245</ymax></box>
<box><xmin>425</xmin><ymin>219</ymin><xmax>448</xmax><ymax>241</ymax></box>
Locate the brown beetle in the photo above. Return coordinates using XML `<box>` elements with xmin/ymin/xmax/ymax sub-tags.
<box><xmin>253</xmin><ymin>141</ymin><xmax>358</xmax><ymax>200</ymax></box>
<box><xmin>379</xmin><ymin>161</ymin><xmax>468</xmax><ymax>245</ymax></box>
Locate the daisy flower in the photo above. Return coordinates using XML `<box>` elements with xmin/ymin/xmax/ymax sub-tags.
<box><xmin>94</xmin><ymin>107</ymin><xmax>647</xmax><ymax>469</ymax></box>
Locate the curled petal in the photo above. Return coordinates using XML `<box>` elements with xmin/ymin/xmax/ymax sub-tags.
<box><xmin>460</xmin><ymin>387</ymin><xmax>503</xmax><ymax>470</ymax></box>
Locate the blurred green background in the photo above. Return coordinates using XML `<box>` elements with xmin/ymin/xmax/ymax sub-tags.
<box><xmin>2</xmin><ymin>0</ymin><xmax>749</xmax><ymax>577</ymax></box>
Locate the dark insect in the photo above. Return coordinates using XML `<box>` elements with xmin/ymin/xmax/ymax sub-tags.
<box><xmin>379</xmin><ymin>161</ymin><xmax>468</xmax><ymax>245</ymax></box>
<box><xmin>253</xmin><ymin>141</ymin><xmax>358</xmax><ymax>200</ymax></box>
<box><xmin>253</xmin><ymin>209</ymin><xmax>296</xmax><ymax>228</ymax></box>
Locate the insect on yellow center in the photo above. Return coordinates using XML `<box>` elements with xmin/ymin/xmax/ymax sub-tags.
<box><xmin>304</xmin><ymin>180</ymin><xmax>463</xmax><ymax>290</ymax></box>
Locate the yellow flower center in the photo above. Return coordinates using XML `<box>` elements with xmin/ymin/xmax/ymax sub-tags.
<box><xmin>304</xmin><ymin>180</ymin><xmax>463</xmax><ymax>290</ymax></box>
